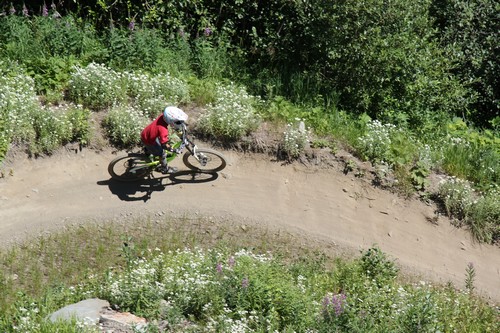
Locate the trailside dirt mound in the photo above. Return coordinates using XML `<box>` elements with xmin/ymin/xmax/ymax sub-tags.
<box><xmin>1</xmin><ymin>146</ymin><xmax>499</xmax><ymax>304</ymax></box>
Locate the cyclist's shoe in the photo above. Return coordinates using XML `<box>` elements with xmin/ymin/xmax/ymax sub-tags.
<box><xmin>158</xmin><ymin>166</ymin><xmax>178</xmax><ymax>174</ymax></box>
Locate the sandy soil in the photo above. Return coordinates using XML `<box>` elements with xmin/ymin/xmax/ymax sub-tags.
<box><xmin>0</xmin><ymin>145</ymin><xmax>499</xmax><ymax>304</ymax></box>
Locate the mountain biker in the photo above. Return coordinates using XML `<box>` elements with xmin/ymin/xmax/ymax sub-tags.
<box><xmin>141</xmin><ymin>106</ymin><xmax>188</xmax><ymax>174</ymax></box>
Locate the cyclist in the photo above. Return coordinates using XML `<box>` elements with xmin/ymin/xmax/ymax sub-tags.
<box><xmin>141</xmin><ymin>106</ymin><xmax>188</xmax><ymax>174</ymax></box>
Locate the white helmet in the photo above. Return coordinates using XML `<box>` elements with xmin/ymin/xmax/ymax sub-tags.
<box><xmin>163</xmin><ymin>106</ymin><xmax>188</xmax><ymax>130</ymax></box>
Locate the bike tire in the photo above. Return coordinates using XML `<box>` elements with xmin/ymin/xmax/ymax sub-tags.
<box><xmin>182</xmin><ymin>148</ymin><xmax>227</xmax><ymax>172</ymax></box>
<box><xmin>108</xmin><ymin>153</ymin><xmax>152</xmax><ymax>182</ymax></box>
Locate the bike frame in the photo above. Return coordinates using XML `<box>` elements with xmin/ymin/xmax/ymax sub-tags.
<box><xmin>128</xmin><ymin>123</ymin><xmax>203</xmax><ymax>173</ymax></box>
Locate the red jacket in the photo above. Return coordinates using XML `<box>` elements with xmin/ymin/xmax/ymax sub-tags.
<box><xmin>141</xmin><ymin>115</ymin><xmax>169</xmax><ymax>146</ymax></box>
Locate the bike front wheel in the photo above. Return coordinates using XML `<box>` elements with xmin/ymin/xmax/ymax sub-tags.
<box><xmin>182</xmin><ymin>148</ymin><xmax>227</xmax><ymax>172</ymax></box>
<box><xmin>108</xmin><ymin>153</ymin><xmax>152</xmax><ymax>181</ymax></box>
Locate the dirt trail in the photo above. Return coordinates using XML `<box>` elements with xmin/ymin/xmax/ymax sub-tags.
<box><xmin>1</xmin><ymin>146</ymin><xmax>499</xmax><ymax>303</ymax></box>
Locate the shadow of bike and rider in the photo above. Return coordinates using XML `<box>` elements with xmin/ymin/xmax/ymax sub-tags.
<box><xmin>97</xmin><ymin>170</ymin><xmax>219</xmax><ymax>202</ymax></box>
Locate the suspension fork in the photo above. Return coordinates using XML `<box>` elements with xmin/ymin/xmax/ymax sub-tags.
<box><xmin>186</xmin><ymin>144</ymin><xmax>208</xmax><ymax>166</ymax></box>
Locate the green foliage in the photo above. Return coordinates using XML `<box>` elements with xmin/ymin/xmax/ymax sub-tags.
<box><xmin>464</xmin><ymin>262</ymin><xmax>476</xmax><ymax>293</ymax></box>
<box><xmin>197</xmin><ymin>82</ymin><xmax>261</xmax><ymax>141</ymax></box>
<box><xmin>410</xmin><ymin>161</ymin><xmax>431</xmax><ymax>191</ymax></box>
<box><xmin>192</xmin><ymin>37</ymin><xmax>232</xmax><ymax>79</ymax></box>
<box><xmin>105</xmin><ymin>27</ymin><xmax>166</xmax><ymax>71</ymax></box>
<box><xmin>30</xmin><ymin>108</ymin><xmax>72</xmax><ymax>155</ymax></box>
<box><xmin>125</xmin><ymin>71</ymin><xmax>190</xmax><ymax>118</ymax></box>
<box><xmin>103</xmin><ymin>105</ymin><xmax>148</xmax><ymax>148</ymax></box>
<box><xmin>437</xmin><ymin>178</ymin><xmax>499</xmax><ymax>243</ymax></box>
<box><xmin>187</xmin><ymin>77</ymin><xmax>218</xmax><ymax>106</ymax></box>
<box><xmin>0</xmin><ymin>14</ymin><xmax>104</xmax><ymax>95</ymax></box>
<box><xmin>357</xmin><ymin>119</ymin><xmax>416</xmax><ymax>167</ymax></box>
<box><xmin>281</xmin><ymin>119</ymin><xmax>309</xmax><ymax>160</ymax></box>
<box><xmin>438</xmin><ymin>118</ymin><xmax>499</xmax><ymax>189</ymax></box>
<box><xmin>67</xmin><ymin>63</ymin><xmax>128</xmax><ymax>110</ymax></box>
<box><xmin>431</xmin><ymin>0</ymin><xmax>499</xmax><ymax>127</ymax></box>
<box><xmin>66</xmin><ymin>107</ymin><xmax>92</xmax><ymax>145</ymax></box>
<box><xmin>360</xmin><ymin>247</ymin><xmax>399</xmax><ymax>286</ymax></box>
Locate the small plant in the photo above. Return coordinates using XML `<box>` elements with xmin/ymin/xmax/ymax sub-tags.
<box><xmin>282</xmin><ymin>119</ymin><xmax>309</xmax><ymax>159</ymax></box>
<box><xmin>29</xmin><ymin>107</ymin><xmax>73</xmax><ymax>155</ymax></box>
<box><xmin>66</xmin><ymin>106</ymin><xmax>91</xmax><ymax>145</ymax></box>
<box><xmin>436</xmin><ymin>176</ymin><xmax>475</xmax><ymax>221</ymax></box>
<box><xmin>197</xmin><ymin>82</ymin><xmax>261</xmax><ymax>141</ymax></box>
<box><xmin>343</xmin><ymin>159</ymin><xmax>357</xmax><ymax>175</ymax></box>
<box><xmin>67</xmin><ymin>63</ymin><xmax>128</xmax><ymax>110</ymax></box>
<box><xmin>125</xmin><ymin>71</ymin><xmax>190</xmax><ymax>118</ymax></box>
<box><xmin>410</xmin><ymin>161</ymin><xmax>430</xmax><ymax>191</ymax></box>
<box><xmin>103</xmin><ymin>105</ymin><xmax>148</xmax><ymax>148</ymax></box>
<box><xmin>464</xmin><ymin>262</ymin><xmax>475</xmax><ymax>293</ymax></box>
<box><xmin>310</xmin><ymin>138</ymin><xmax>337</xmax><ymax>154</ymax></box>
<box><xmin>360</xmin><ymin>246</ymin><xmax>399</xmax><ymax>286</ymax></box>
<box><xmin>437</xmin><ymin>178</ymin><xmax>499</xmax><ymax>243</ymax></box>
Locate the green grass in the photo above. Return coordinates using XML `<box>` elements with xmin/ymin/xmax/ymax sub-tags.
<box><xmin>0</xmin><ymin>217</ymin><xmax>498</xmax><ymax>332</ymax></box>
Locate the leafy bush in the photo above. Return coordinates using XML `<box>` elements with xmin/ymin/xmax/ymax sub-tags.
<box><xmin>360</xmin><ymin>247</ymin><xmax>399</xmax><ymax>287</ymax></box>
<box><xmin>30</xmin><ymin>108</ymin><xmax>71</xmax><ymax>155</ymax></box>
<box><xmin>0</xmin><ymin>65</ymin><xmax>40</xmax><ymax>145</ymax></box>
<box><xmin>188</xmin><ymin>77</ymin><xmax>218</xmax><ymax>106</ymax></box>
<box><xmin>66</xmin><ymin>106</ymin><xmax>91</xmax><ymax>145</ymax></box>
<box><xmin>437</xmin><ymin>177</ymin><xmax>499</xmax><ymax>243</ymax></box>
<box><xmin>103</xmin><ymin>105</ymin><xmax>148</xmax><ymax>148</ymax></box>
<box><xmin>125</xmin><ymin>71</ymin><xmax>190</xmax><ymax>118</ymax></box>
<box><xmin>436</xmin><ymin>118</ymin><xmax>499</xmax><ymax>189</ymax></box>
<box><xmin>197</xmin><ymin>82</ymin><xmax>261</xmax><ymax>141</ymax></box>
<box><xmin>67</xmin><ymin>63</ymin><xmax>128</xmax><ymax>110</ymax></box>
<box><xmin>431</xmin><ymin>0</ymin><xmax>500</xmax><ymax>127</ymax></box>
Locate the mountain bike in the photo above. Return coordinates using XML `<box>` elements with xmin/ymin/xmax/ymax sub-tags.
<box><xmin>108</xmin><ymin>124</ymin><xmax>227</xmax><ymax>182</ymax></box>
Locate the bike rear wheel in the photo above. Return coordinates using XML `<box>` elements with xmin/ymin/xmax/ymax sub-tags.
<box><xmin>182</xmin><ymin>148</ymin><xmax>227</xmax><ymax>172</ymax></box>
<box><xmin>108</xmin><ymin>153</ymin><xmax>152</xmax><ymax>181</ymax></box>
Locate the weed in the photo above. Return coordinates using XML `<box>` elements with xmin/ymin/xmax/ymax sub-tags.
<box><xmin>464</xmin><ymin>262</ymin><xmax>475</xmax><ymax>293</ymax></box>
<box><xmin>103</xmin><ymin>105</ymin><xmax>148</xmax><ymax>148</ymax></box>
<box><xmin>197</xmin><ymin>82</ymin><xmax>261</xmax><ymax>141</ymax></box>
<box><xmin>282</xmin><ymin>119</ymin><xmax>309</xmax><ymax>159</ymax></box>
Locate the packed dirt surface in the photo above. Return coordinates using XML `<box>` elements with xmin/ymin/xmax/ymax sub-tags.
<box><xmin>1</xmin><ymin>144</ymin><xmax>499</xmax><ymax>304</ymax></box>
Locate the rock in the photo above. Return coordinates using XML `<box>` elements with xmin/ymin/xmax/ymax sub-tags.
<box><xmin>49</xmin><ymin>298</ymin><xmax>110</xmax><ymax>325</ymax></box>
<box><xmin>100</xmin><ymin>311</ymin><xmax>147</xmax><ymax>332</ymax></box>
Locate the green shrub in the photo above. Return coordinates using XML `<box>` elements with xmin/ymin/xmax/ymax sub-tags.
<box><xmin>188</xmin><ymin>77</ymin><xmax>218</xmax><ymax>106</ymax></box>
<box><xmin>103</xmin><ymin>105</ymin><xmax>148</xmax><ymax>148</ymax></box>
<box><xmin>437</xmin><ymin>118</ymin><xmax>499</xmax><ymax>189</ymax></box>
<box><xmin>29</xmin><ymin>107</ymin><xmax>73</xmax><ymax>155</ymax></box>
<box><xmin>192</xmin><ymin>37</ymin><xmax>231</xmax><ymax>79</ymax></box>
<box><xmin>66</xmin><ymin>106</ymin><xmax>91</xmax><ymax>145</ymax></box>
<box><xmin>107</xmin><ymin>28</ymin><xmax>161</xmax><ymax>70</ymax></box>
<box><xmin>360</xmin><ymin>247</ymin><xmax>399</xmax><ymax>287</ymax></box>
<box><xmin>281</xmin><ymin>119</ymin><xmax>309</xmax><ymax>159</ymax></box>
<box><xmin>437</xmin><ymin>177</ymin><xmax>499</xmax><ymax>243</ymax></box>
<box><xmin>125</xmin><ymin>71</ymin><xmax>190</xmax><ymax>118</ymax></box>
<box><xmin>197</xmin><ymin>82</ymin><xmax>261</xmax><ymax>141</ymax></box>
<box><xmin>67</xmin><ymin>63</ymin><xmax>128</xmax><ymax>110</ymax></box>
